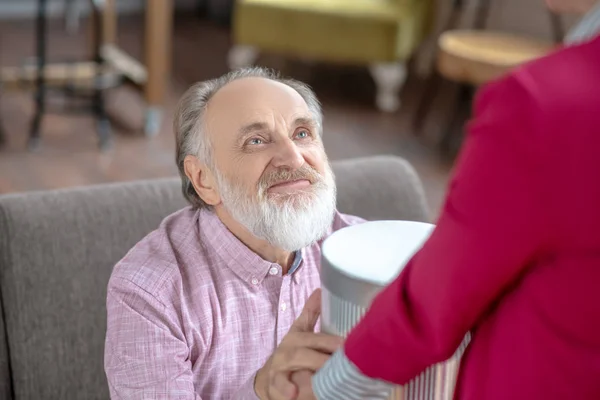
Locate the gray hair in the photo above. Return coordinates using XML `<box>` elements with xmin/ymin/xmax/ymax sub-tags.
<box><xmin>174</xmin><ymin>66</ymin><xmax>323</xmax><ymax>209</ymax></box>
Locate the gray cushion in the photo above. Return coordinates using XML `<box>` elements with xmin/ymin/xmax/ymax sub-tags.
<box><xmin>0</xmin><ymin>155</ymin><xmax>428</xmax><ymax>399</ymax></box>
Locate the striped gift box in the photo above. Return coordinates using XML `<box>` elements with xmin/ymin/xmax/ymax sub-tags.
<box><xmin>320</xmin><ymin>220</ymin><xmax>470</xmax><ymax>400</ymax></box>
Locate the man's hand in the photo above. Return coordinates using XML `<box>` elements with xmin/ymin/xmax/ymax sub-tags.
<box><xmin>254</xmin><ymin>289</ymin><xmax>343</xmax><ymax>400</ymax></box>
<box><xmin>290</xmin><ymin>370</ymin><xmax>316</xmax><ymax>400</ymax></box>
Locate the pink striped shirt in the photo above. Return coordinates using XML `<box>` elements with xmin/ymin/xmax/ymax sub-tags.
<box><xmin>104</xmin><ymin>207</ymin><xmax>363</xmax><ymax>399</ymax></box>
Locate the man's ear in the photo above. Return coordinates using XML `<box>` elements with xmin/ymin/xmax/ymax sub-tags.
<box><xmin>183</xmin><ymin>155</ymin><xmax>221</xmax><ymax>206</ymax></box>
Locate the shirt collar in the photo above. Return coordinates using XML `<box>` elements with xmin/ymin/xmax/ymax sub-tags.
<box><xmin>199</xmin><ymin>208</ymin><xmax>303</xmax><ymax>285</ymax></box>
<box><xmin>288</xmin><ymin>250</ymin><xmax>304</xmax><ymax>275</ymax></box>
<box><xmin>565</xmin><ymin>2</ymin><xmax>600</xmax><ymax>45</ymax></box>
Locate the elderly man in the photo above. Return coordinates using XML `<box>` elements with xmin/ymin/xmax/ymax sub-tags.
<box><xmin>104</xmin><ymin>67</ymin><xmax>363</xmax><ymax>399</ymax></box>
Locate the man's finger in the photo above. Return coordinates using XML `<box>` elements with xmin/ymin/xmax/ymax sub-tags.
<box><xmin>275</xmin><ymin>347</ymin><xmax>331</xmax><ymax>372</ymax></box>
<box><xmin>291</xmin><ymin>289</ymin><xmax>322</xmax><ymax>332</ymax></box>
<box><xmin>291</xmin><ymin>370</ymin><xmax>316</xmax><ymax>400</ymax></box>
<box><xmin>269</xmin><ymin>372</ymin><xmax>298</xmax><ymax>400</ymax></box>
<box><xmin>285</xmin><ymin>332</ymin><xmax>344</xmax><ymax>354</ymax></box>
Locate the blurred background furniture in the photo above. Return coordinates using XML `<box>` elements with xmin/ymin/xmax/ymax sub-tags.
<box><xmin>25</xmin><ymin>0</ymin><xmax>114</xmax><ymax>150</ymax></box>
<box><xmin>196</xmin><ymin>0</ymin><xmax>235</xmax><ymax>26</ymax></box>
<box><xmin>0</xmin><ymin>86</ymin><xmax>5</xmax><ymax>147</ymax></box>
<box><xmin>413</xmin><ymin>0</ymin><xmax>563</xmax><ymax>156</ymax></box>
<box><xmin>0</xmin><ymin>0</ymin><xmax>174</xmax><ymax>148</ymax></box>
<box><xmin>0</xmin><ymin>0</ymin><xmax>575</xmax><ymax>224</ymax></box>
<box><xmin>64</xmin><ymin>0</ymin><xmax>83</xmax><ymax>33</ymax></box>
<box><xmin>0</xmin><ymin>155</ymin><xmax>428</xmax><ymax>399</ymax></box>
<box><xmin>228</xmin><ymin>0</ymin><xmax>436</xmax><ymax>113</ymax></box>
<box><xmin>85</xmin><ymin>0</ymin><xmax>175</xmax><ymax>136</ymax></box>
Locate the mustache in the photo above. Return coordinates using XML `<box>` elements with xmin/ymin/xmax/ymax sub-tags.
<box><xmin>258</xmin><ymin>165</ymin><xmax>322</xmax><ymax>190</ymax></box>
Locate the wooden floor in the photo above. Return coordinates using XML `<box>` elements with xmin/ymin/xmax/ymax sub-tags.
<box><xmin>0</xmin><ymin>13</ymin><xmax>457</xmax><ymax>217</ymax></box>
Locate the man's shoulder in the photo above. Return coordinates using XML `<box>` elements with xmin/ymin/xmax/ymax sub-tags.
<box><xmin>331</xmin><ymin>211</ymin><xmax>366</xmax><ymax>232</ymax></box>
<box><xmin>307</xmin><ymin>212</ymin><xmax>366</xmax><ymax>261</ymax></box>
<box><xmin>108</xmin><ymin>206</ymin><xmax>210</xmax><ymax>296</ymax></box>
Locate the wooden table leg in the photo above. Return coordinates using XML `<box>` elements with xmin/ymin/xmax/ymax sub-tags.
<box><xmin>103</xmin><ymin>0</ymin><xmax>118</xmax><ymax>44</ymax></box>
<box><xmin>143</xmin><ymin>0</ymin><xmax>174</xmax><ymax>136</ymax></box>
<box><xmin>87</xmin><ymin>0</ymin><xmax>117</xmax><ymax>59</ymax></box>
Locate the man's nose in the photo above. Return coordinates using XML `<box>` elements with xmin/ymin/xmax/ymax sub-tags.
<box><xmin>271</xmin><ymin>138</ymin><xmax>304</xmax><ymax>170</ymax></box>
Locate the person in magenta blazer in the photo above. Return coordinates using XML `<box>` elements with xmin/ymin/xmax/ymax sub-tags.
<box><xmin>278</xmin><ymin>1</ymin><xmax>600</xmax><ymax>399</ymax></box>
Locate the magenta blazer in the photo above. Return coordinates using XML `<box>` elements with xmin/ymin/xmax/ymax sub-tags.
<box><xmin>344</xmin><ymin>35</ymin><xmax>600</xmax><ymax>399</ymax></box>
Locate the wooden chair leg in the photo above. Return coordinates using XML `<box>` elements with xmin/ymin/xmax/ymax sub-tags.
<box><xmin>0</xmin><ymin>83</ymin><xmax>5</xmax><ymax>147</ymax></box>
<box><xmin>0</xmin><ymin>114</ymin><xmax>5</xmax><ymax>148</ymax></box>
<box><xmin>440</xmin><ymin>83</ymin><xmax>474</xmax><ymax>158</ymax></box>
<box><xmin>90</xmin><ymin>0</ymin><xmax>112</xmax><ymax>150</ymax></box>
<box><xmin>29</xmin><ymin>0</ymin><xmax>49</xmax><ymax>151</ymax></box>
<box><xmin>369</xmin><ymin>61</ymin><xmax>408</xmax><ymax>113</ymax></box>
<box><xmin>549</xmin><ymin>11</ymin><xmax>565</xmax><ymax>43</ymax></box>
<box><xmin>411</xmin><ymin>0</ymin><xmax>474</xmax><ymax>136</ymax></box>
<box><xmin>473</xmin><ymin>0</ymin><xmax>493</xmax><ymax>30</ymax></box>
<box><xmin>412</xmin><ymin>70</ymin><xmax>443</xmax><ymax>134</ymax></box>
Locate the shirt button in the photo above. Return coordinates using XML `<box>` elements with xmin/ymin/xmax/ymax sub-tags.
<box><xmin>251</xmin><ymin>278</ymin><xmax>259</xmax><ymax>285</ymax></box>
<box><xmin>280</xmin><ymin>303</ymin><xmax>287</xmax><ymax>311</ymax></box>
<box><xmin>269</xmin><ymin>267</ymin><xmax>279</xmax><ymax>275</ymax></box>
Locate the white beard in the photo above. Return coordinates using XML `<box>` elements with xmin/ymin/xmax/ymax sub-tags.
<box><xmin>214</xmin><ymin>164</ymin><xmax>337</xmax><ymax>252</ymax></box>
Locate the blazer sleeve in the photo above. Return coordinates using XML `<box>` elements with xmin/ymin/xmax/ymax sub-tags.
<box><xmin>313</xmin><ymin>74</ymin><xmax>552</xmax><ymax>396</ymax></box>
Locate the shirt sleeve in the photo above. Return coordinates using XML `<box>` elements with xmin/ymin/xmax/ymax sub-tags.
<box><xmin>312</xmin><ymin>74</ymin><xmax>552</xmax><ymax>394</ymax></box>
<box><xmin>105</xmin><ymin>276</ymin><xmax>262</xmax><ymax>400</ymax></box>
<box><xmin>104</xmin><ymin>276</ymin><xmax>202</xmax><ymax>399</ymax></box>
<box><xmin>231</xmin><ymin>373</ymin><xmax>261</xmax><ymax>400</ymax></box>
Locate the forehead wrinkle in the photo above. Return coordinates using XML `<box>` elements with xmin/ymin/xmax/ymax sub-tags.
<box><xmin>205</xmin><ymin>79</ymin><xmax>316</xmax><ymax>148</ymax></box>
<box><xmin>205</xmin><ymin>90</ymin><xmax>266</xmax><ymax>147</ymax></box>
<box><xmin>239</xmin><ymin>121</ymin><xmax>269</xmax><ymax>136</ymax></box>
<box><xmin>239</xmin><ymin>111</ymin><xmax>279</xmax><ymax>132</ymax></box>
<box><xmin>292</xmin><ymin>115</ymin><xmax>316</xmax><ymax>127</ymax></box>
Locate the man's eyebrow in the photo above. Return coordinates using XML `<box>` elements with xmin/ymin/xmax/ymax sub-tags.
<box><xmin>238</xmin><ymin>116</ymin><xmax>317</xmax><ymax>137</ymax></box>
<box><xmin>293</xmin><ymin>116</ymin><xmax>317</xmax><ymax>128</ymax></box>
<box><xmin>238</xmin><ymin>122</ymin><xmax>269</xmax><ymax>137</ymax></box>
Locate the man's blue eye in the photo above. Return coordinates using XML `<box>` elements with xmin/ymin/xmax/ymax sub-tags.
<box><xmin>248</xmin><ymin>138</ymin><xmax>263</xmax><ymax>145</ymax></box>
<box><xmin>296</xmin><ymin>130</ymin><xmax>310</xmax><ymax>139</ymax></box>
